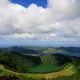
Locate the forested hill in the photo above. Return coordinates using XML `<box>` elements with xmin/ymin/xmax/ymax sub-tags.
<box><xmin>11</xmin><ymin>46</ymin><xmax>40</xmax><ymax>55</ymax></box>
<box><xmin>58</xmin><ymin>47</ymin><xmax>80</xmax><ymax>53</ymax></box>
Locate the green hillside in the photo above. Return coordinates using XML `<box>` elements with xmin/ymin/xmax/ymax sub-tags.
<box><xmin>0</xmin><ymin>47</ymin><xmax>80</xmax><ymax>80</ymax></box>
<box><xmin>0</xmin><ymin>63</ymin><xmax>75</xmax><ymax>80</ymax></box>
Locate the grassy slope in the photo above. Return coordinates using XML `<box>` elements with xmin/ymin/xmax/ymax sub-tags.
<box><xmin>0</xmin><ymin>63</ymin><xmax>75</xmax><ymax>80</ymax></box>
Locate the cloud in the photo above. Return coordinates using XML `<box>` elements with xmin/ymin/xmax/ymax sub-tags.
<box><xmin>0</xmin><ymin>0</ymin><xmax>80</xmax><ymax>46</ymax></box>
<box><xmin>49</xmin><ymin>0</ymin><xmax>80</xmax><ymax>18</ymax></box>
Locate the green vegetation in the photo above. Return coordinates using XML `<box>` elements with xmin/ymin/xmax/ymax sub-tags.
<box><xmin>27</xmin><ymin>64</ymin><xmax>58</xmax><ymax>73</ymax></box>
<box><xmin>27</xmin><ymin>63</ymin><xmax>74</xmax><ymax>74</ymax></box>
<box><xmin>0</xmin><ymin>47</ymin><xmax>80</xmax><ymax>80</ymax></box>
<box><xmin>0</xmin><ymin>51</ymin><xmax>33</xmax><ymax>73</ymax></box>
<box><xmin>0</xmin><ymin>48</ymin><xmax>71</xmax><ymax>73</ymax></box>
<box><xmin>41</xmin><ymin>55</ymin><xmax>56</xmax><ymax>64</ymax></box>
<box><xmin>53</xmin><ymin>70</ymin><xmax>80</xmax><ymax>80</ymax></box>
<box><xmin>0</xmin><ymin>63</ymin><xmax>75</xmax><ymax>80</ymax></box>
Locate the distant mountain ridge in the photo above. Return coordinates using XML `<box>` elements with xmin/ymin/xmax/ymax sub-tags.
<box><xmin>0</xmin><ymin>46</ymin><xmax>80</xmax><ymax>57</ymax></box>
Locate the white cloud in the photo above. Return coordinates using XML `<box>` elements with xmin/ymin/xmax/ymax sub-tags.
<box><xmin>0</xmin><ymin>0</ymin><xmax>80</xmax><ymax>46</ymax></box>
<box><xmin>48</xmin><ymin>0</ymin><xmax>80</xmax><ymax>18</ymax></box>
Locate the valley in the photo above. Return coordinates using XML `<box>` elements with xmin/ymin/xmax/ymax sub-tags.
<box><xmin>0</xmin><ymin>46</ymin><xmax>80</xmax><ymax>80</ymax></box>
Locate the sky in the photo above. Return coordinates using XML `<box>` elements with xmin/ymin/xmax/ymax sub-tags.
<box><xmin>0</xmin><ymin>0</ymin><xmax>80</xmax><ymax>47</ymax></box>
<box><xmin>11</xmin><ymin>0</ymin><xmax>47</xmax><ymax>8</ymax></box>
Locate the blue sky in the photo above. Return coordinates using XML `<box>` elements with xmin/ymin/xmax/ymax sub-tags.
<box><xmin>11</xmin><ymin>0</ymin><xmax>47</xmax><ymax>8</ymax></box>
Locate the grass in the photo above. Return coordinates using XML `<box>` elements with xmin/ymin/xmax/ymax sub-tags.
<box><xmin>43</xmin><ymin>63</ymin><xmax>75</xmax><ymax>79</ymax></box>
